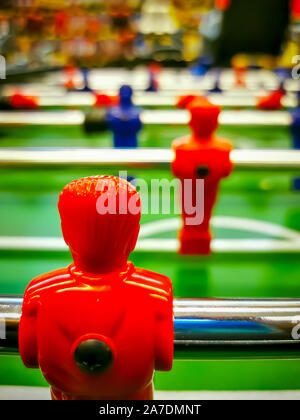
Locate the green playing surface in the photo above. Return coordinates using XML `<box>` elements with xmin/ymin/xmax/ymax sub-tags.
<box><xmin>0</xmin><ymin>124</ymin><xmax>292</xmax><ymax>149</ymax></box>
<box><xmin>0</xmin><ymin>121</ymin><xmax>300</xmax><ymax>392</ymax></box>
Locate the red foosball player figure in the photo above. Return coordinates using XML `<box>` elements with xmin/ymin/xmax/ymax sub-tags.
<box><xmin>172</xmin><ymin>96</ymin><xmax>233</xmax><ymax>255</ymax></box>
<box><xmin>233</xmin><ymin>65</ymin><xmax>246</xmax><ymax>88</ymax></box>
<box><xmin>19</xmin><ymin>176</ymin><xmax>173</xmax><ymax>400</ymax></box>
<box><xmin>256</xmin><ymin>88</ymin><xmax>285</xmax><ymax>110</ymax></box>
<box><xmin>93</xmin><ymin>92</ymin><xmax>118</xmax><ymax>108</ymax></box>
<box><xmin>231</xmin><ymin>55</ymin><xmax>248</xmax><ymax>88</ymax></box>
<box><xmin>63</xmin><ymin>65</ymin><xmax>77</xmax><ymax>90</ymax></box>
<box><xmin>10</xmin><ymin>92</ymin><xmax>38</xmax><ymax>110</ymax></box>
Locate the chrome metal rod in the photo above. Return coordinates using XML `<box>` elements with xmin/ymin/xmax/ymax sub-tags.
<box><xmin>0</xmin><ymin>296</ymin><xmax>22</xmax><ymax>353</ymax></box>
<box><xmin>4</xmin><ymin>92</ymin><xmax>297</xmax><ymax>109</ymax></box>
<box><xmin>174</xmin><ymin>298</ymin><xmax>300</xmax><ymax>359</ymax></box>
<box><xmin>0</xmin><ymin>148</ymin><xmax>299</xmax><ymax>171</ymax></box>
<box><xmin>0</xmin><ymin>109</ymin><xmax>292</xmax><ymax>127</ymax></box>
<box><xmin>0</xmin><ymin>236</ymin><xmax>300</xmax><ymax>254</ymax></box>
<box><xmin>1</xmin><ymin>296</ymin><xmax>300</xmax><ymax>359</ymax></box>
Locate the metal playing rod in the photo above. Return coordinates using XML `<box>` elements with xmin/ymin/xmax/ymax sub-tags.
<box><xmin>3</xmin><ymin>92</ymin><xmax>297</xmax><ymax>108</ymax></box>
<box><xmin>5</xmin><ymin>85</ymin><xmax>284</xmax><ymax>97</ymax></box>
<box><xmin>1</xmin><ymin>296</ymin><xmax>300</xmax><ymax>359</ymax></box>
<box><xmin>0</xmin><ymin>236</ymin><xmax>300</xmax><ymax>254</ymax></box>
<box><xmin>0</xmin><ymin>148</ymin><xmax>299</xmax><ymax>171</ymax></box>
<box><xmin>0</xmin><ymin>109</ymin><xmax>292</xmax><ymax>126</ymax></box>
<box><xmin>173</xmin><ymin>298</ymin><xmax>300</xmax><ymax>359</ymax></box>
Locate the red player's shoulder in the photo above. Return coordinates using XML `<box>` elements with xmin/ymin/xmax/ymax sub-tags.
<box><xmin>213</xmin><ymin>137</ymin><xmax>233</xmax><ymax>152</ymax></box>
<box><xmin>129</xmin><ymin>266</ymin><xmax>172</xmax><ymax>297</ymax></box>
<box><xmin>172</xmin><ymin>136</ymin><xmax>191</xmax><ymax>150</ymax></box>
<box><xmin>172</xmin><ymin>135</ymin><xmax>232</xmax><ymax>152</ymax></box>
<box><xmin>24</xmin><ymin>267</ymin><xmax>72</xmax><ymax>301</ymax></box>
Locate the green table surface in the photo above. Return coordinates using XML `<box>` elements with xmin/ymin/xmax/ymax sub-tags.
<box><xmin>0</xmin><ymin>123</ymin><xmax>292</xmax><ymax>149</ymax></box>
<box><xmin>0</xmin><ymin>122</ymin><xmax>300</xmax><ymax>392</ymax></box>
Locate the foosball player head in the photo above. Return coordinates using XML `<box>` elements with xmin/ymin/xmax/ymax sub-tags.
<box><xmin>189</xmin><ymin>97</ymin><xmax>221</xmax><ymax>139</ymax></box>
<box><xmin>190</xmin><ymin>56</ymin><xmax>213</xmax><ymax>77</ymax></box>
<box><xmin>19</xmin><ymin>176</ymin><xmax>173</xmax><ymax>400</ymax></box>
<box><xmin>119</xmin><ymin>84</ymin><xmax>134</xmax><ymax>108</ymax></box>
<box><xmin>175</xmin><ymin>95</ymin><xmax>221</xmax><ymax>139</ymax></box>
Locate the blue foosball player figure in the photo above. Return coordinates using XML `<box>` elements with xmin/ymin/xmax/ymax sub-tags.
<box><xmin>190</xmin><ymin>56</ymin><xmax>213</xmax><ymax>77</ymax></box>
<box><xmin>107</xmin><ymin>85</ymin><xmax>142</xmax><ymax>148</ymax></box>
<box><xmin>290</xmin><ymin>90</ymin><xmax>300</xmax><ymax>191</ymax></box>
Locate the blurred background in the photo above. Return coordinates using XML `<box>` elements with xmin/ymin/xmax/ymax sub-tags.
<box><xmin>0</xmin><ymin>0</ymin><xmax>297</xmax><ymax>76</ymax></box>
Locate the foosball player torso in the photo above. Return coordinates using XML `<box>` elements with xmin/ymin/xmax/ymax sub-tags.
<box><xmin>172</xmin><ymin>96</ymin><xmax>233</xmax><ymax>255</ymax></box>
<box><xmin>19</xmin><ymin>176</ymin><xmax>173</xmax><ymax>400</ymax></box>
<box><xmin>107</xmin><ymin>85</ymin><xmax>142</xmax><ymax>148</ymax></box>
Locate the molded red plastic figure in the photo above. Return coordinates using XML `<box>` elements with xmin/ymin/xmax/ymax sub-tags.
<box><xmin>256</xmin><ymin>89</ymin><xmax>285</xmax><ymax>110</ymax></box>
<box><xmin>63</xmin><ymin>65</ymin><xmax>77</xmax><ymax>90</ymax></box>
<box><xmin>10</xmin><ymin>92</ymin><xmax>38</xmax><ymax>109</ymax></box>
<box><xmin>19</xmin><ymin>176</ymin><xmax>173</xmax><ymax>400</ymax></box>
<box><xmin>172</xmin><ymin>96</ymin><xmax>233</xmax><ymax>255</ymax></box>
<box><xmin>215</xmin><ymin>0</ymin><xmax>230</xmax><ymax>10</ymax></box>
<box><xmin>231</xmin><ymin>56</ymin><xmax>247</xmax><ymax>88</ymax></box>
<box><xmin>93</xmin><ymin>93</ymin><xmax>118</xmax><ymax>108</ymax></box>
